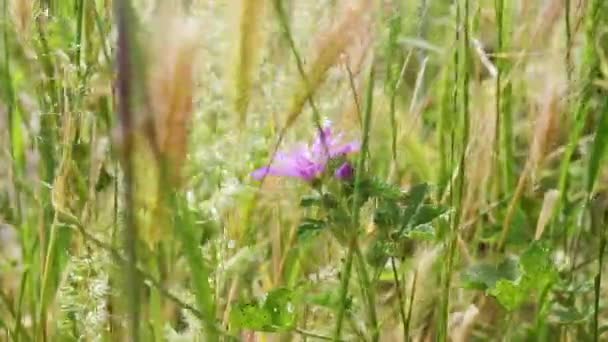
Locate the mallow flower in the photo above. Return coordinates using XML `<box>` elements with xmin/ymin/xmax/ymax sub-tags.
<box><xmin>252</xmin><ymin>123</ymin><xmax>359</xmax><ymax>182</ymax></box>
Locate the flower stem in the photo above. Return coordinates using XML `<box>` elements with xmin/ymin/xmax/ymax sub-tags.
<box><xmin>391</xmin><ymin>258</ymin><xmax>407</xmax><ymax>341</ymax></box>
<box><xmin>354</xmin><ymin>241</ymin><xmax>379</xmax><ymax>342</ymax></box>
<box><xmin>333</xmin><ymin>234</ymin><xmax>357</xmax><ymax>340</ymax></box>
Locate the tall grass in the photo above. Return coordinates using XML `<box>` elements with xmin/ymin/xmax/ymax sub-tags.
<box><xmin>1</xmin><ymin>0</ymin><xmax>608</xmax><ymax>341</ymax></box>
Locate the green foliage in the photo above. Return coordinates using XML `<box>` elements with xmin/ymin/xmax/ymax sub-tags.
<box><xmin>463</xmin><ymin>242</ymin><xmax>558</xmax><ymax>311</ymax></box>
<box><xmin>463</xmin><ymin>257</ymin><xmax>520</xmax><ymax>290</ymax></box>
<box><xmin>230</xmin><ymin>288</ymin><xmax>296</xmax><ymax>332</ymax></box>
<box><xmin>297</xmin><ymin>218</ymin><xmax>326</xmax><ymax>239</ymax></box>
<box><xmin>520</xmin><ymin>242</ymin><xmax>558</xmax><ymax>289</ymax></box>
<box><xmin>549</xmin><ymin>303</ymin><xmax>592</xmax><ymax>325</ymax></box>
<box><xmin>2</xmin><ymin>0</ymin><xmax>608</xmax><ymax>340</ymax></box>
<box><xmin>489</xmin><ymin>279</ymin><xmax>527</xmax><ymax>311</ymax></box>
<box><xmin>374</xmin><ymin>183</ymin><xmax>446</xmax><ymax>236</ymax></box>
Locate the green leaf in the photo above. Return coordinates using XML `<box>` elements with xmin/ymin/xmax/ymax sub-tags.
<box><xmin>300</xmin><ymin>194</ymin><xmax>322</xmax><ymax>208</ymax></box>
<box><xmin>587</xmin><ymin>96</ymin><xmax>608</xmax><ymax>193</ymax></box>
<box><xmin>401</xmin><ymin>183</ymin><xmax>429</xmax><ymax>206</ymax></box>
<box><xmin>554</xmin><ymin>279</ymin><xmax>594</xmax><ymax>296</ymax></box>
<box><xmin>489</xmin><ymin>279</ymin><xmax>527</xmax><ymax>311</ymax></box>
<box><xmin>520</xmin><ymin>242</ymin><xmax>557</xmax><ymax>287</ymax></box>
<box><xmin>10</xmin><ymin>108</ymin><xmax>25</xmax><ymax>172</ymax></box>
<box><xmin>374</xmin><ymin>200</ymin><xmax>401</xmax><ymax>229</ymax></box>
<box><xmin>469</xmin><ymin>243</ymin><xmax>558</xmax><ymax>311</ymax></box>
<box><xmin>549</xmin><ymin>304</ymin><xmax>591</xmax><ymax>325</ymax></box>
<box><xmin>366</xmin><ymin>238</ymin><xmax>393</xmax><ymax>267</ymax></box>
<box><xmin>263</xmin><ymin>288</ymin><xmax>296</xmax><ymax>330</ymax></box>
<box><xmin>520</xmin><ymin>242</ymin><xmax>550</xmax><ymax>274</ymax></box>
<box><xmin>230</xmin><ymin>304</ymin><xmax>272</xmax><ymax>331</ymax></box>
<box><xmin>356</xmin><ymin>178</ymin><xmax>402</xmax><ymax>201</ymax></box>
<box><xmin>302</xmin><ymin>283</ymin><xmax>351</xmax><ymax>309</ymax></box>
<box><xmin>230</xmin><ymin>288</ymin><xmax>296</xmax><ymax>332</ymax></box>
<box><xmin>399</xmin><ymin>184</ymin><xmax>431</xmax><ymax>228</ymax></box>
<box><xmin>298</xmin><ymin>218</ymin><xmax>326</xmax><ymax>239</ymax></box>
<box><xmin>404</xmin><ymin>224</ymin><xmax>436</xmax><ymax>241</ymax></box>
<box><xmin>300</xmin><ymin>193</ymin><xmax>338</xmax><ymax>209</ymax></box>
<box><xmin>462</xmin><ymin>257</ymin><xmax>521</xmax><ymax>290</ymax></box>
<box><xmin>409</xmin><ymin>205</ymin><xmax>447</xmax><ymax>227</ymax></box>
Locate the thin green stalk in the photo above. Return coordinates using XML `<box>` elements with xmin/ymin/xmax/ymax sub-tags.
<box><xmin>441</xmin><ymin>0</ymin><xmax>470</xmax><ymax>339</ymax></box>
<box><xmin>356</xmin><ymin>65</ymin><xmax>378</xmax><ymax>342</ymax></box>
<box><xmin>586</xmin><ymin>81</ymin><xmax>608</xmax><ymax>196</ymax></box>
<box><xmin>34</xmin><ymin>23</ymin><xmax>58</xmax><ymax>339</ymax></box>
<box><xmin>593</xmin><ymin>235</ymin><xmax>605</xmax><ymax>342</ymax></box>
<box><xmin>333</xmin><ymin>235</ymin><xmax>356</xmax><ymax>341</ymax></box>
<box><xmin>500</xmin><ymin>85</ymin><xmax>514</xmax><ymax>192</ymax></box>
<box><xmin>345</xmin><ymin>63</ymin><xmax>362</xmax><ymax>126</ymax></box>
<box><xmin>494</xmin><ymin>0</ymin><xmax>503</xmax><ymax>192</ymax></box>
<box><xmin>388</xmin><ymin>56</ymin><xmax>409</xmax><ymax>179</ymax></box>
<box><xmin>173</xmin><ymin>193</ymin><xmax>219</xmax><ymax>341</ymax></box>
<box><xmin>115</xmin><ymin>0</ymin><xmax>140</xmax><ymax>339</ymax></box>
<box><xmin>553</xmin><ymin>0</ymin><xmax>603</xmax><ymax>243</ymax></box>
<box><xmin>296</xmin><ymin>328</ymin><xmax>343</xmax><ymax>341</ymax></box>
<box><xmin>461</xmin><ymin>0</ymin><xmax>471</xmax><ymax>210</ymax></box>
<box><xmin>91</xmin><ymin>2</ymin><xmax>112</xmax><ymax>69</ymax></box>
<box><xmin>37</xmin><ymin>217</ymin><xmax>59</xmax><ymax>329</ymax></box>
<box><xmin>75</xmin><ymin>0</ymin><xmax>85</xmax><ymax>75</ymax></box>
<box><xmin>334</xmin><ymin>63</ymin><xmax>376</xmax><ymax>341</ymax></box>
<box><xmin>354</xmin><ymin>242</ymin><xmax>378</xmax><ymax>342</ymax></box>
<box><xmin>390</xmin><ymin>258</ymin><xmax>407</xmax><ymax>341</ymax></box>
<box><xmin>3</xmin><ymin>0</ymin><xmax>24</xmax><ymax>223</ymax></box>
<box><xmin>588</xmin><ymin>76</ymin><xmax>608</xmax><ymax>342</ymax></box>
<box><xmin>386</xmin><ymin>10</ymin><xmax>403</xmax><ymax>165</ymax></box>
<box><xmin>440</xmin><ymin>0</ymin><xmax>459</xmax><ymax>339</ymax></box>
<box><xmin>491</xmin><ymin>0</ymin><xmax>514</xmax><ymax>195</ymax></box>
<box><xmin>497</xmin><ymin>0</ymin><xmax>514</xmax><ymax>193</ymax></box>
<box><xmin>565</xmin><ymin>0</ymin><xmax>573</xmax><ymax>86</ymax></box>
<box><xmin>438</xmin><ymin>67</ymin><xmax>452</xmax><ymax>196</ymax></box>
<box><xmin>591</xmin><ymin>193</ymin><xmax>607</xmax><ymax>342</ymax></box>
<box><xmin>533</xmin><ymin>282</ymin><xmax>553</xmax><ymax>337</ymax></box>
<box><xmin>35</xmin><ymin>16</ymin><xmax>58</xmax><ymax>185</ymax></box>
<box><xmin>404</xmin><ymin>269</ymin><xmax>417</xmax><ymax>342</ymax></box>
<box><xmin>13</xmin><ymin>269</ymin><xmax>29</xmax><ymax>341</ymax></box>
<box><xmin>149</xmin><ymin>256</ymin><xmax>163</xmax><ymax>342</ymax></box>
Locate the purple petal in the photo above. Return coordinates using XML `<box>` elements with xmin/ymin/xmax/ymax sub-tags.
<box><xmin>293</xmin><ymin>154</ymin><xmax>324</xmax><ymax>181</ymax></box>
<box><xmin>252</xmin><ymin>146</ymin><xmax>324</xmax><ymax>181</ymax></box>
<box><xmin>330</xmin><ymin>141</ymin><xmax>361</xmax><ymax>157</ymax></box>
<box><xmin>251</xmin><ymin>166</ymin><xmax>272</xmax><ymax>180</ymax></box>
<box><xmin>312</xmin><ymin>125</ymin><xmax>334</xmax><ymax>157</ymax></box>
<box><xmin>252</xmin><ymin>165</ymin><xmax>300</xmax><ymax>180</ymax></box>
<box><xmin>335</xmin><ymin>162</ymin><xmax>355</xmax><ymax>180</ymax></box>
<box><xmin>252</xmin><ymin>157</ymin><xmax>303</xmax><ymax>180</ymax></box>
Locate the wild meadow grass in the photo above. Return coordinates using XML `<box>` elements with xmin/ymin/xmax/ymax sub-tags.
<box><xmin>1</xmin><ymin>0</ymin><xmax>608</xmax><ymax>341</ymax></box>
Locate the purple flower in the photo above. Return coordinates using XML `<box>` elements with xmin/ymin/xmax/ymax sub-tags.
<box><xmin>335</xmin><ymin>162</ymin><xmax>355</xmax><ymax>180</ymax></box>
<box><xmin>252</xmin><ymin>123</ymin><xmax>360</xmax><ymax>181</ymax></box>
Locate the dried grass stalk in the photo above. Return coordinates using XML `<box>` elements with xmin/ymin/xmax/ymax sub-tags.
<box><xmin>148</xmin><ymin>16</ymin><xmax>200</xmax><ymax>186</ymax></box>
<box><xmin>285</xmin><ymin>0</ymin><xmax>372</xmax><ymax>127</ymax></box>
<box><xmin>232</xmin><ymin>0</ymin><xmax>266</xmax><ymax>124</ymax></box>
<box><xmin>535</xmin><ymin>190</ymin><xmax>559</xmax><ymax>240</ymax></box>
<box><xmin>10</xmin><ymin>0</ymin><xmax>35</xmax><ymax>35</ymax></box>
<box><xmin>529</xmin><ymin>89</ymin><xmax>561</xmax><ymax>182</ymax></box>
